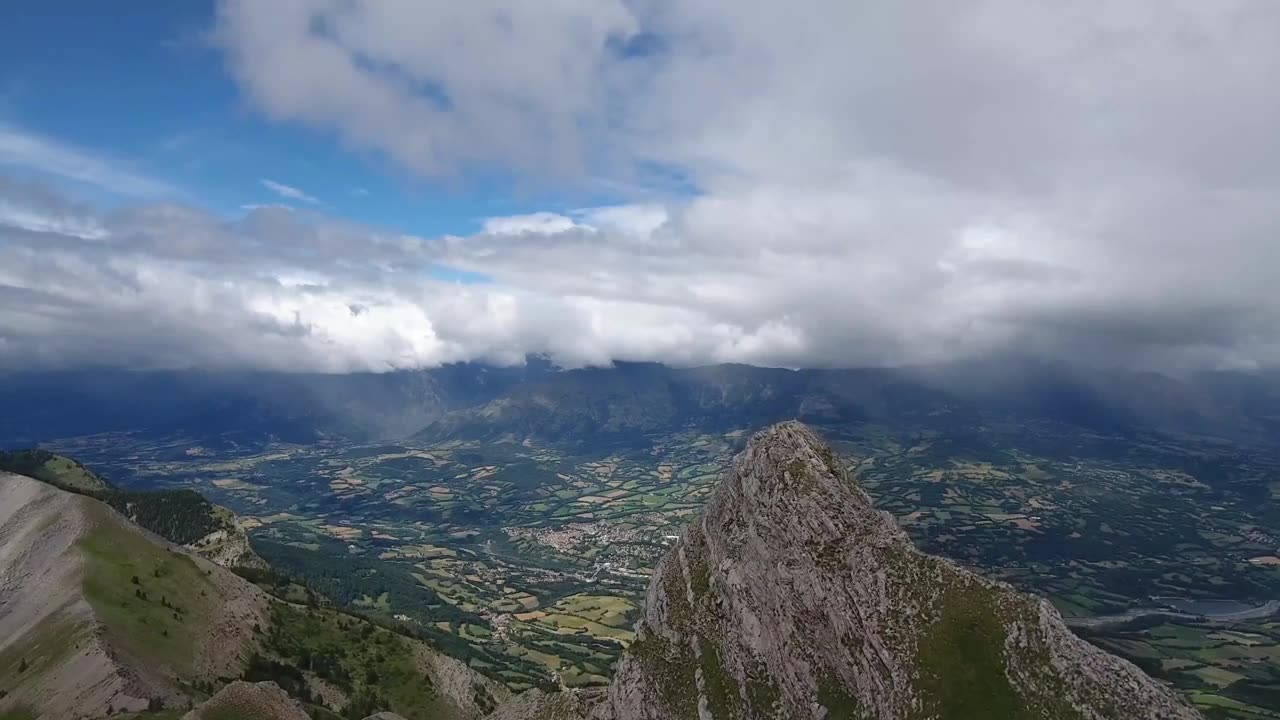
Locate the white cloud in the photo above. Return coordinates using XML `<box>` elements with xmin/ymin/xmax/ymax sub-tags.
<box><xmin>573</xmin><ymin>205</ymin><xmax>668</xmax><ymax>237</ymax></box>
<box><xmin>0</xmin><ymin>126</ymin><xmax>173</xmax><ymax>197</ymax></box>
<box><xmin>480</xmin><ymin>205</ymin><xmax>668</xmax><ymax>238</ymax></box>
<box><xmin>215</xmin><ymin>1</ymin><xmax>1280</xmax><ymax>192</ymax></box>
<box><xmin>260</xmin><ymin>178</ymin><xmax>319</xmax><ymax>204</ymax></box>
<box><xmin>3</xmin><ymin>2</ymin><xmax>1280</xmax><ymax>373</ymax></box>
<box><xmin>0</xmin><ymin>202</ymin><xmax>107</xmax><ymax>240</ymax></box>
<box><xmin>480</xmin><ymin>212</ymin><xmax>584</xmax><ymax>236</ymax></box>
<box><xmin>216</xmin><ymin>0</ymin><xmax>640</xmax><ymax>178</ymax></box>
<box><xmin>3</xmin><ymin>177</ymin><xmax>1280</xmax><ymax>373</ymax></box>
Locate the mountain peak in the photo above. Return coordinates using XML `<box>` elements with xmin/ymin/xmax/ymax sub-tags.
<box><xmin>717</xmin><ymin>418</ymin><xmax>872</xmax><ymax>505</ymax></box>
<box><xmin>604</xmin><ymin>421</ymin><xmax>1200</xmax><ymax>720</ymax></box>
<box><xmin>181</xmin><ymin>681</ymin><xmax>309</xmax><ymax>720</ymax></box>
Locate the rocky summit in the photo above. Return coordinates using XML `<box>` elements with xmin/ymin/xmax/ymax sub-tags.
<box><xmin>603</xmin><ymin>421</ymin><xmax>1201</xmax><ymax>720</ymax></box>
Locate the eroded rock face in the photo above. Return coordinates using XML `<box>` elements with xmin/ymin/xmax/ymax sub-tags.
<box><xmin>182</xmin><ymin>680</ymin><xmax>310</xmax><ymax>720</ymax></box>
<box><xmin>604</xmin><ymin>422</ymin><xmax>1200</xmax><ymax>720</ymax></box>
<box><xmin>185</xmin><ymin>521</ymin><xmax>267</xmax><ymax>570</ymax></box>
<box><xmin>486</xmin><ymin>689</ymin><xmax>598</xmax><ymax>720</ymax></box>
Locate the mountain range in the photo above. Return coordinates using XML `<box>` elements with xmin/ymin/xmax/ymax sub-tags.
<box><xmin>5</xmin><ymin>359</ymin><xmax>1280</xmax><ymax>450</ymax></box>
<box><xmin>0</xmin><ymin>422</ymin><xmax>1201</xmax><ymax>719</ymax></box>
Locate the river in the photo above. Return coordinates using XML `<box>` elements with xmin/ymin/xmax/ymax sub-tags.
<box><xmin>1065</xmin><ymin>598</ymin><xmax>1280</xmax><ymax>630</ymax></box>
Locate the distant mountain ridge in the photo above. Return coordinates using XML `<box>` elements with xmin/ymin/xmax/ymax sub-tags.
<box><xmin>0</xmin><ymin>360</ymin><xmax>555</xmax><ymax>447</ymax></box>
<box><xmin>417</xmin><ymin>361</ymin><xmax>1280</xmax><ymax>449</ymax></box>
<box><xmin>5</xmin><ymin>359</ymin><xmax>1280</xmax><ymax>449</ymax></box>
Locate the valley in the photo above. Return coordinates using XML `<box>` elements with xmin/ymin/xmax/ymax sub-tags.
<box><xmin>6</xmin><ymin>4</ymin><xmax>1280</xmax><ymax>715</ymax></box>
<box><xmin>46</xmin><ymin>410</ymin><xmax>1280</xmax><ymax>718</ymax></box>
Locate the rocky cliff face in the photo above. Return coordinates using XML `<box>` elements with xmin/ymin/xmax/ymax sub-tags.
<box><xmin>183</xmin><ymin>505</ymin><xmax>267</xmax><ymax>570</ymax></box>
<box><xmin>603</xmin><ymin>422</ymin><xmax>1200</xmax><ymax>720</ymax></box>
<box><xmin>182</xmin><ymin>681</ymin><xmax>310</xmax><ymax>720</ymax></box>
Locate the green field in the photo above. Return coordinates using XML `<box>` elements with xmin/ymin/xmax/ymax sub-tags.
<box><xmin>49</xmin><ymin>414</ymin><xmax>1280</xmax><ymax>716</ymax></box>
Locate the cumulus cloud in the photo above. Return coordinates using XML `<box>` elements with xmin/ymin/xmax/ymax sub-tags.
<box><xmin>0</xmin><ymin>188</ymin><xmax>810</xmax><ymax>371</ymax></box>
<box><xmin>215</xmin><ymin>0</ymin><xmax>638</xmax><ymax>178</ymax></box>
<box><xmin>480</xmin><ymin>212</ymin><xmax>584</xmax><ymax>236</ymax></box>
<box><xmin>2</xmin><ymin>174</ymin><xmax>1279</xmax><ymax>373</ymax></box>
<box><xmin>3</xmin><ymin>1</ymin><xmax>1280</xmax><ymax>372</ymax></box>
<box><xmin>214</xmin><ymin>1</ymin><xmax>1280</xmax><ymax>189</ymax></box>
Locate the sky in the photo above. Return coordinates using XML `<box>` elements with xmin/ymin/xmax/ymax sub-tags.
<box><xmin>1</xmin><ymin>1</ymin><xmax>1280</xmax><ymax>373</ymax></box>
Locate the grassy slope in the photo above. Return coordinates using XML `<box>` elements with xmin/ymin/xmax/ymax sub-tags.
<box><xmin>260</xmin><ymin>601</ymin><xmax>478</xmax><ymax>719</ymax></box>
<box><xmin>910</xmin><ymin>575</ymin><xmax>1040</xmax><ymax>720</ymax></box>
<box><xmin>78</xmin><ymin>501</ymin><xmax>221</xmax><ymax>676</ymax></box>
<box><xmin>0</xmin><ymin>612</ymin><xmax>88</xmax><ymax>694</ymax></box>
<box><xmin>35</xmin><ymin>453</ymin><xmax>109</xmax><ymax>492</ymax></box>
<box><xmin>195</xmin><ymin>708</ymin><xmax>254</xmax><ymax>720</ymax></box>
<box><xmin>0</xmin><ymin>450</ymin><xmax>109</xmax><ymax>493</ymax></box>
<box><xmin>0</xmin><ymin>479</ymin><xmax>222</xmax><ymax>718</ymax></box>
<box><xmin>2</xmin><ymin>450</ymin><xmax>243</xmax><ymax>554</ymax></box>
<box><xmin>2</xmin><ymin>476</ymin><xmax>500</xmax><ymax>720</ymax></box>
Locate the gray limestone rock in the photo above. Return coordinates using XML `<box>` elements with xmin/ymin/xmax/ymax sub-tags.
<box><xmin>602</xmin><ymin>421</ymin><xmax>1201</xmax><ymax>720</ymax></box>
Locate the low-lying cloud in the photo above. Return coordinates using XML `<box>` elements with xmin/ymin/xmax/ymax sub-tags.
<box><xmin>2</xmin><ymin>177</ymin><xmax>1278</xmax><ymax>373</ymax></box>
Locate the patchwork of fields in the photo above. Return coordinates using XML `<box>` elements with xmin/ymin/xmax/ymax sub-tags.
<box><xmin>55</xmin><ymin>420</ymin><xmax>1280</xmax><ymax>716</ymax></box>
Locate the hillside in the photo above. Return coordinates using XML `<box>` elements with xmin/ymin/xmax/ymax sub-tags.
<box><xmin>0</xmin><ymin>472</ymin><xmax>510</xmax><ymax>720</ymax></box>
<box><xmin>0</xmin><ymin>449</ymin><xmax>109</xmax><ymax>493</ymax></box>
<box><xmin>243</xmin><ymin>599</ymin><xmax>510</xmax><ymax>718</ymax></box>
<box><xmin>602</xmin><ymin>422</ymin><xmax>1201</xmax><ymax>719</ymax></box>
<box><xmin>0</xmin><ymin>471</ymin><xmax>269</xmax><ymax>718</ymax></box>
<box><xmin>0</xmin><ymin>450</ymin><xmax>265</xmax><ymax>570</ymax></box>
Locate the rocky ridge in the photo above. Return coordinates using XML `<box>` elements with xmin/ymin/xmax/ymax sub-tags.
<box><xmin>0</xmin><ymin>472</ymin><xmax>270</xmax><ymax>718</ymax></box>
<box><xmin>182</xmin><ymin>505</ymin><xmax>268</xmax><ymax>570</ymax></box>
<box><xmin>602</xmin><ymin>421</ymin><xmax>1201</xmax><ymax>720</ymax></box>
<box><xmin>0</xmin><ymin>449</ymin><xmax>267</xmax><ymax>571</ymax></box>
<box><xmin>182</xmin><ymin>680</ymin><xmax>311</xmax><ymax>719</ymax></box>
<box><xmin>0</xmin><ymin>470</ymin><xmax>516</xmax><ymax>720</ymax></box>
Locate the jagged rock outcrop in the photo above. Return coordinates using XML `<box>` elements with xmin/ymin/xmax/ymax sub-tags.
<box><xmin>411</xmin><ymin>641</ymin><xmax>511</xmax><ymax>717</ymax></box>
<box><xmin>485</xmin><ymin>688</ymin><xmax>598</xmax><ymax>720</ymax></box>
<box><xmin>603</xmin><ymin>421</ymin><xmax>1201</xmax><ymax>720</ymax></box>
<box><xmin>183</xmin><ymin>506</ymin><xmax>268</xmax><ymax>570</ymax></box>
<box><xmin>182</xmin><ymin>680</ymin><xmax>309</xmax><ymax>719</ymax></box>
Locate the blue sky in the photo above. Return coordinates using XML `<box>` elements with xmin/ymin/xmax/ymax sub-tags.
<box><xmin>0</xmin><ymin>1</ymin><xmax>606</xmax><ymax>237</ymax></box>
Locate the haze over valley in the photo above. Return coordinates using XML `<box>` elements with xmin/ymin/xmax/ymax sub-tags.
<box><xmin>4</xmin><ymin>2</ymin><xmax>1280</xmax><ymax>718</ymax></box>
